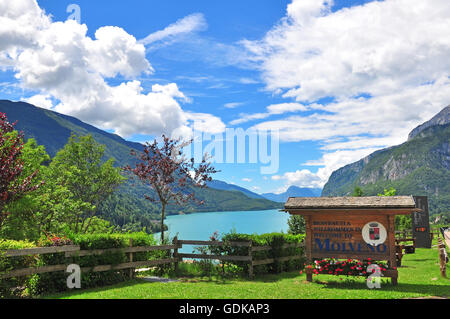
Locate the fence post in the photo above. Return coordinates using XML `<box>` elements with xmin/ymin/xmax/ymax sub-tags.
<box><xmin>438</xmin><ymin>239</ymin><xmax>447</xmax><ymax>278</ymax></box>
<box><xmin>248</xmin><ymin>240</ymin><xmax>254</xmax><ymax>279</ymax></box>
<box><xmin>173</xmin><ymin>236</ymin><xmax>179</xmax><ymax>275</ymax></box>
<box><xmin>129</xmin><ymin>238</ymin><xmax>134</xmax><ymax>279</ymax></box>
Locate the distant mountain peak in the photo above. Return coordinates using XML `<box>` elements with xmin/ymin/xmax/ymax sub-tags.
<box><xmin>408</xmin><ymin>105</ymin><xmax>450</xmax><ymax>140</ymax></box>
<box><xmin>262</xmin><ymin>186</ymin><xmax>322</xmax><ymax>203</ymax></box>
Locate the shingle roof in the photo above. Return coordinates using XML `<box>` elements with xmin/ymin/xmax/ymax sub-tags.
<box><xmin>284</xmin><ymin>196</ymin><xmax>417</xmax><ymax>210</ymax></box>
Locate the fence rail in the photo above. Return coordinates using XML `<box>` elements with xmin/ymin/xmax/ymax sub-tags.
<box><xmin>174</xmin><ymin>239</ymin><xmax>304</xmax><ymax>278</ymax></box>
<box><xmin>1</xmin><ymin>238</ymin><xmax>305</xmax><ymax>280</ymax></box>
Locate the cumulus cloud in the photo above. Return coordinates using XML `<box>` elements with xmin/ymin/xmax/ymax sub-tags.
<box><xmin>0</xmin><ymin>0</ymin><xmax>224</xmax><ymax>138</ymax></box>
<box><xmin>272</xmin><ymin>169</ymin><xmax>323</xmax><ymax>189</ymax></box>
<box><xmin>245</xmin><ymin>0</ymin><xmax>450</xmax><ymax>102</ymax></box>
<box><xmin>243</xmin><ymin>0</ymin><xmax>450</xmax><ymax>189</ymax></box>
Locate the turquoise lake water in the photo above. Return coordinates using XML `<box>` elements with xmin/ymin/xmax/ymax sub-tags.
<box><xmin>154</xmin><ymin>209</ymin><xmax>290</xmax><ymax>253</ymax></box>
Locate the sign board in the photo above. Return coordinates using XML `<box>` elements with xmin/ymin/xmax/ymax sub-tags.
<box><xmin>283</xmin><ymin>196</ymin><xmax>421</xmax><ymax>285</ymax></box>
<box><xmin>412</xmin><ymin>196</ymin><xmax>431</xmax><ymax>248</ymax></box>
<box><xmin>310</xmin><ymin>214</ymin><xmax>391</xmax><ymax>260</ymax></box>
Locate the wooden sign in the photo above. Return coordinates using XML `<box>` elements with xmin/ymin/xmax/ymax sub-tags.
<box><xmin>412</xmin><ymin>196</ymin><xmax>431</xmax><ymax>248</ymax></box>
<box><xmin>310</xmin><ymin>214</ymin><xmax>390</xmax><ymax>260</ymax></box>
<box><xmin>283</xmin><ymin>196</ymin><xmax>421</xmax><ymax>285</ymax></box>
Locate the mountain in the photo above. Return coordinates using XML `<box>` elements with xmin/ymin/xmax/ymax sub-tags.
<box><xmin>262</xmin><ymin>186</ymin><xmax>322</xmax><ymax>203</ymax></box>
<box><xmin>408</xmin><ymin>106</ymin><xmax>450</xmax><ymax>140</ymax></box>
<box><xmin>322</xmin><ymin>105</ymin><xmax>450</xmax><ymax>217</ymax></box>
<box><xmin>206</xmin><ymin>180</ymin><xmax>265</xmax><ymax>199</ymax></box>
<box><xmin>0</xmin><ymin>100</ymin><xmax>282</xmax><ymax>231</ymax></box>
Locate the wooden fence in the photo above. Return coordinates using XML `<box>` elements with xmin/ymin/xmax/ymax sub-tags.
<box><xmin>395</xmin><ymin>226</ymin><xmax>441</xmax><ymax>240</ymax></box>
<box><xmin>0</xmin><ymin>239</ymin><xmax>179</xmax><ymax>280</ymax></box>
<box><xmin>437</xmin><ymin>237</ymin><xmax>448</xmax><ymax>278</ymax></box>
<box><xmin>175</xmin><ymin>239</ymin><xmax>305</xmax><ymax>278</ymax></box>
<box><xmin>0</xmin><ymin>238</ymin><xmax>305</xmax><ymax>280</ymax></box>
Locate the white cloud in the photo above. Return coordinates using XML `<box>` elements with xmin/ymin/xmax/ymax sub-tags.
<box><xmin>0</xmin><ymin>0</ymin><xmax>50</xmax><ymax>51</ymax></box>
<box><xmin>242</xmin><ymin>178</ymin><xmax>252</xmax><ymax>182</ymax></box>
<box><xmin>244</xmin><ymin>0</ymin><xmax>450</xmax><ymax>189</ymax></box>
<box><xmin>271</xmin><ymin>147</ymin><xmax>378</xmax><ymax>189</ymax></box>
<box><xmin>239</xmin><ymin>78</ymin><xmax>259</xmax><ymax>85</ymax></box>
<box><xmin>1</xmin><ymin>0</ymin><xmax>224</xmax><ymax>138</ymax></box>
<box><xmin>245</xmin><ymin>0</ymin><xmax>450</xmax><ymax>102</ymax></box>
<box><xmin>230</xmin><ymin>102</ymin><xmax>308</xmax><ymax>125</ymax></box>
<box><xmin>224</xmin><ymin>102</ymin><xmax>244</xmax><ymax>109</ymax></box>
<box><xmin>272</xmin><ymin>169</ymin><xmax>323</xmax><ymax>188</ymax></box>
<box><xmin>139</xmin><ymin>13</ymin><xmax>207</xmax><ymax>47</ymax></box>
<box><xmin>22</xmin><ymin>94</ymin><xmax>53</xmax><ymax>109</ymax></box>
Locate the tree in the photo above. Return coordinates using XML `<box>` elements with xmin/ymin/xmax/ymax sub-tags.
<box><xmin>378</xmin><ymin>187</ymin><xmax>396</xmax><ymax>197</ymax></box>
<box><xmin>377</xmin><ymin>186</ymin><xmax>411</xmax><ymax>230</ymax></box>
<box><xmin>49</xmin><ymin>133</ymin><xmax>125</xmax><ymax>233</ymax></box>
<box><xmin>287</xmin><ymin>215</ymin><xmax>306</xmax><ymax>235</ymax></box>
<box><xmin>124</xmin><ymin>135</ymin><xmax>218</xmax><ymax>242</ymax></box>
<box><xmin>1</xmin><ymin>138</ymin><xmax>51</xmax><ymax>239</ymax></box>
<box><xmin>0</xmin><ymin>113</ymin><xmax>43</xmax><ymax>229</ymax></box>
<box><xmin>352</xmin><ymin>186</ymin><xmax>364</xmax><ymax>197</ymax></box>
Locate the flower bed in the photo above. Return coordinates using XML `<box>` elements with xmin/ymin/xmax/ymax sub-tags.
<box><xmin>302</xmin><ymin>258</ymin><xmax>398</xmax><ymax>281</ymax></box>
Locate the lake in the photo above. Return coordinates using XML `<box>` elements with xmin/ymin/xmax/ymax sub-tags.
<box><xmin>154</xmin><ymin>209</ymin><xmax>291</xmax><ymax>253</ymax></box>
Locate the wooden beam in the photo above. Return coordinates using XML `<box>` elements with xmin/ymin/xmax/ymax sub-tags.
<box><xmin>285</xmin><ymin>208</ymin><xmax>420</xmax><ymax>215</ymax></box>
<box><xmin>177</xmin><ymin>253</ymin><xmax>251</xmax><ymax>261</ymax></box>
<box><xmin>3</xmin><ymin>245</ymin><xmax>80</xmax><ymax>257</ymax></box>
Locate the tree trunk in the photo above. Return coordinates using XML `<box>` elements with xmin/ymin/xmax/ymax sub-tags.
<box><xmin>160</xmin><ymin>202</ymin><xmax>166</xmax><ymax>243</ymax></box>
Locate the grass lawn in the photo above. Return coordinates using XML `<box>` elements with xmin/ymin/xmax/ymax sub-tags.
<box><xmin>46</xmin><ymin>245</ymin><xmax>449</xmax><ymax>299</ymax></box>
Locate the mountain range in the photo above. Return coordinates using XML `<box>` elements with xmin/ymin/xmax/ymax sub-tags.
<box><xmin>322</xmin><ymin>105</ymin><xmax>450</xmax><ymax>217</ymax></box>
<box><xmin>0</xmin><ymin>100</ymin><xmax>282</xmax><ymax>232</ymax></box>
<box><xmin>261</xmin><ymin>186</ymin><xmax>322</xmax><ymax>202</ymax></box>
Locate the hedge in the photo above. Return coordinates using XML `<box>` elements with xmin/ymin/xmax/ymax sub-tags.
<box><xmin>0</xmin><ymin>232</ymin><xmax>159</xmax><ymax>297</ymax></box>
<box><xmin>220</xmin><ymin>232</ymin><xmax>305</xmax><ymax>275</ymax></box>
<box><xmin>0</xmin><ymin>239</ymin><xmax>36</xmax><ymax>298</ymax></box>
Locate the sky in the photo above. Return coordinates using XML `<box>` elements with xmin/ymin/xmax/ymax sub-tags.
<box><xmin>0</xmin><ymin>0</ymin><xmax>449</xmax><ymax>195</ymax></box>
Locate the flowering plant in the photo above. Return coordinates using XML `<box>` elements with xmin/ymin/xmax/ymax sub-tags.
<box><xmin>303</xmin><ymin>257</ymin><xmax>391</xmax><ymax>277</ymax></box>
<box><xmin>38</xmin><ymin>234</ymin><xmax>73</xmax><ymax>247</ymax></box>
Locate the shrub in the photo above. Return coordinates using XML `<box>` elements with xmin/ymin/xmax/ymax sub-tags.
<box><xmin>0</xmin><ymin>239</ymin><xmax>36</xmax><ymax>298</ymax></box>
<box><xmin>28</xmin><ymin>232</ymin><xmax>157</xmax><ymax>296</ymax></box>
<box><xmin>220</xmin><ymin>232</ymin><xmax>305</xmax><ymax>276</ymax></box>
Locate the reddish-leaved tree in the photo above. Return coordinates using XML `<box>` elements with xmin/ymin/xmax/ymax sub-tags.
<box><xmin>124</xmin><ymin>135</ymin><xmax>218</xmax><ymax>242</ymax></box>
<box><xmin>0</xmin><ymin>112</ymin><xmax>43</xmax><ymax>228</ymax></box>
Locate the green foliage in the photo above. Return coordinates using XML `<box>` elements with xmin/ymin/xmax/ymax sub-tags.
<box><xmin>287</xmin><ymin>215</ymin><xmax>306</xmax><ymax>235</ymax></box>
<box><xmin>50</xmin><ymin>133</ymin><xmax>126</xmax><ymax>233</ymax></box>
<box><xmin>352</xmin><ymin>186</ymin><xmax>364</xmax><ymax>197</ymax></box>
<box><xmin>1</xmin><ymin>134</ymin><xmax>127</xmax><ymax>239</ymax></box>
<box><xmin>378</xmin><ymin>187</ymin><xmax>397</xmax><ymax>197</ymax></box>
<box><xmin>0</xmin><ymin>239</ymin><xmax>36</xmax><ymax>298</ymax></box>
<box><xmin>220</xmin><ymin>232</ymin><xmax>305</xmax><ymax>275</ymax></box>
<box><xmin>28</xmin><ymin>232</ymin><xmax>157</xmax><ymax>296</ymax></box>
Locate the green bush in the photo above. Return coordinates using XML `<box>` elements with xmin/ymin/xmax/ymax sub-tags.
<box><xmin>220</xmin><ymin>232</ymin><xmax>305</xmax><ymax>276</ymax></box>
<box><xmin>28</xmin><ymin>232</ymin><xmax>157</xmax><ymax>296</ymax></box>
<box><xmin>0</xmin><ymin>239</ymin><xmax>36</xmax><ymax>298</ymax></box>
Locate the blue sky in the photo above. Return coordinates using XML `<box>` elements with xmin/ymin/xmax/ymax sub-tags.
<box><xmin>1</xmin><ymin>0</ymin><xmax>449</xmax><ymax>194</ymax></box>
